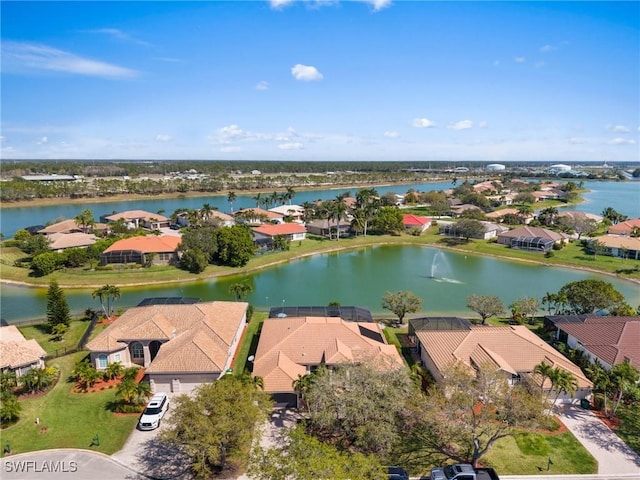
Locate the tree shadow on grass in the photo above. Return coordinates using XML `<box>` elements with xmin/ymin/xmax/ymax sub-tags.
<box><xmin>437</xmin><ymin>237</ymin><xmax>469</xmax><ymax>247</ymax></box>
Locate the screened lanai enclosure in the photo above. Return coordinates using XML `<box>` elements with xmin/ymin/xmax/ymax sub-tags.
<box><xmin>509</xmin><ymin>236</ymin><xmax>554</xmax><ymax>252</ymax></box>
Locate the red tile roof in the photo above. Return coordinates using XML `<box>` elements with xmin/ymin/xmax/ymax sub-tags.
<box><xmin>608</xmin><ymin>219</ymin><xmax>640</xmax><ymax>235</ymax></box>
<box><xmin>403</xmin><ymin>214</ymin><xmax>431</xmax><ymax>226</ymax></box>
<box><xmin>103</xmin><ymin>235</ymin><xmax>181</xmax><ymax>254</ymax></box>
<box><xmin>252</xmin><ymin>224</ymin><xmax>307</xmax><ymax>236</ymax></box>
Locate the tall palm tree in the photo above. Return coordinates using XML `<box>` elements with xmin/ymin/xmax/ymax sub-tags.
<box><xmin>586</xmin><ymin>361</ymin><xmax>610</xmax><ymax>414</ymax></box>
<box><xmin>227</xmin><ymin>192</ymin><xmax>237</xmax><ymax>213</ymax></box>
<box><xmin>74</xmin><ymin>209</ymin><xmax>95</xmax><ymax>233</ymax></box>
<box><xmin>329</xmin><ymin>197</ymin><xmax>348</xmax><ymax>240</ymax></box>
<box><xmin>533</xmin><ymin>361</ymin><xmax>554</xmax><ymax>401</ymax></box>
<box><xmin>201</xmin><ymin>203</ymin><xmax>214</xmax><ymax>221</ymax></box>
<box><xmin>285</xmin><ymin>186</ymin><xmax>296</xmax><ymax>205</ymax></box>
<box><xmin>355</xmin><ymin>188</ymin><xmax>379</xmax><ymax>236</ymax></box>
<box><xmin>228</xmin><ymin>280</ymin><xmax>254</xmax><ymax>302</ymax></box>
<box><xmin>92</xmin><ymin>284</ymin><xmax>121</xmax><ymax>318</ymax></box>
<box><xmin>253</xmin><ymin>192</ymin><xmax>262</xmax><ymax>208</ymax></box>
<box><xmin>551</xmin><ymin>369</ymin><xmax>578</xmax><ymax>408</ymax></box>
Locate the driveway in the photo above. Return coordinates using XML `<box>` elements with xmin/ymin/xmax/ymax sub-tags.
<box><xmin>556</xmin><ymin>404</ymin><xmax>640</xmax><ymax>474</ymax></box>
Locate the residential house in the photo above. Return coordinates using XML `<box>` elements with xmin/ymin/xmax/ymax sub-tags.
<box><xmin>551</xmin><ymin>316</ymin><xmax>640</xmax><ymax>371</ymax></box>
<box><xmin>402</xmin><ymin>214</ymin><xmax>432</xmax><ymax>232</ymax></box>
<box><xmin>0</xmin><ymin>326</ymin><xmax>47</xmax><ymax>378</ymax></box>
<box><xmin>449</xmin><ymin>204</ymin><xmax>483</xmax><ymax>217</ymax></box>
<box><xmin>206</xmin><ymin>210</ymin><xmax>235</xmax><ymax>227</ymax></box>
<box><xmin>497</xmin><ymin>226</ymin><xmax>570</xmax><ymax>252</ymax></box>
<box><xmin>234</xmin><ymin>208</ymin><xmax>284</xmax><ymax>225</ymax></box>
<box><xmin>305</xmin><ymin>218</ymin><xmax>352</xmax><ymax>238</ymax></box>
<box><xmin>85</xmin><ymin>301</ymin><xmax>248</xmax><ymax>394</ymax></box>
<box><xmin>252</xmin><ymin>223</ymin><xmax>307</xmax><ymax>243</ymax></box>
<box><xmin>410</xmin><ymin>318</ymin><xmax>592</xmax><ymax>401</ymax></box>
<box><xmin>556</xmin><ymin>211</ymin><xmax>604</xmax><ymax>225</ymax></box>
<box><xmin>38</xmin><ymin>219</ymin><xmax>84</xmax><ymax>235</ymax></box>
<box><xmin>102</xmin><ymin>210</ymin><xmax>171</xmax><ymax>230</ymax></box>
<box><xmin>100</xmin><ymin>235</ymin><xmax>181</xmax><ymax>266</ymax></box>
<box><xmin>608</xmin><ymin>218</ymin><xmax>640</xmax><ymax>236</ymax></box>
<box><xmin>591</xmin><ymin>235</ymin><xmax>640</xmax><ymax>260</ymax></box>
<box><xmin>532</xmin><ymin>189</ymin><xmax>564</xmax><ymax>201</ymax></box>
<box><xmin>269</xmin><ymin>205</ymin><xmax>305</xmax><ymax>223</ymax></box>
<box><xmin>253</xmin><ymin>316</ymin><xmax>404</xmax><ymax>407</ymax></box>
<box><xmin>47</xmin><ymin>232</ymin><xmax>98</xmax><ymax>252</ymax></box>
<box><xmin>486</xmin><ymin>208</ymin><xmax>533</xmax><ymax>224</ymax></box>
<box><xmin>439</xmin><ymin>220</ymin><xmax>508</xmax><ymax>240</ymax></box>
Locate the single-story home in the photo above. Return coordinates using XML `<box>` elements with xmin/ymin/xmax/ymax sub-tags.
<box><xmin>608</xmin><ymin>218</ymin><xmax>640</xmax><ymax>236</ymax></box>
<box><xmin>449</xmin><ymin>204</ymin><xmax>483</xmax><ymax>217</ymax></box>
<box><xmin>100</xmin><ymin>235</ymin><xmax>181</xmax><ymax>266</ymax></box>
<box><xmin>0</xmin><ymin>325</ymin><xmax>47</xmax><ymax>377</ymax></box>
<box><xmin>497</xmin><ymin>226</ymin><xmax>570</xmax><ymax>252</ymax></box>
<box><xmin>102</xmin><ymin>210</ymin><xmax>171</xmax><ymax>230</ymax></box>
<box><xmin>551</xmin><ymin>316</ymin><xmax>640</xmax><ymax>371</ymax></box>
<box><xmin>85</xmin><ymin>301</ymin><xmax>248</xmax><ymax>394</ymax></box>
<box><xmin>402</xmin><ymin>214</ymin><xmax>432</xmax><ymax>232</ymax></box>
<box><xmin>439</xmin><ymin>220</ymin><xmax>508</xmax><ymax>240</ymax></box>
<box><xmin>269</xmin><ymin>205</ymin><xmax>305</xmax><ymax>223</ymax></box>
<box><xmin>591</xmin><ymin>235</ymin><xmax>640</xmax><ymax>260</ymax></box>
<box><xmin>410</xmin><ymin>318</ymin><xmax>592</xmax><ymax>402</ymax></box>
<box><xmin>556</xmin><ymin>211</ymin><xmax>604</xmax><ymax>225</ymax></box>
<box><xmin>252</xmin><ymin>223</ymin><xmax>307</xmax><ymax>242</ymax></box>
<box><xmin>207</xmin><ymin>210</ymin><xmax>235</xmax><ymax>227</ymax></box>
<box><xmin>47</xmin><ymin>232</ymin><xmax>98</xmax><ymax>252</ymax></box>
<box><xmin>234</xmin><ymin>208</ymin><xmax>284</xmax><ymax>225</ymax></box>
<box><xmin>253</xmin><ymin>316</ymin><xmax>404</xmax><ymax>407</ymax></box>
<box><xmin>38</xmin><ymin>219</ymin><xmax>108</xmax><ymax>235</ymax></box>
<box><xmin>305</xmin><ymin>218</ymin><xmax>352</xmax><ymax>238</ymax></box>
<box><xmin>486</xmin><ymin>208</ymin><xmax>533</xmax><ymax>224</ymax></box>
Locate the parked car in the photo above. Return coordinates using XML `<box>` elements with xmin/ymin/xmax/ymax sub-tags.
<box><xmin>430</xmin><ymin>464</ymin><xmax>499</xmax><ymax>480</ymax></box>
<box><xmin>387</xmin><ymin>465</ymin><xmax>410</xmax><ymax>480</ymax></box>
<box><xmin>138</xmin><ymin>393</ymin><xmax>169</xmax><ymax>431</ymax></box>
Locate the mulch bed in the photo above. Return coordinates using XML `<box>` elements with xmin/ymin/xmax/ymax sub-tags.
<box><xmin>71</xmin><ymin>368</ymin><xmax>146</xmax><ymax>394</ymax></box>
<box><xmin>592</xmin><ymin>408</ymin><xmax>621</xmax><ymax>430</ymax></box>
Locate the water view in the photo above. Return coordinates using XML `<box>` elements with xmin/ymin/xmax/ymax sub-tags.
<box><xmin>1</xmin><ymin>245</ymin><xmax>638</xmax><ymax>323</ymax></box>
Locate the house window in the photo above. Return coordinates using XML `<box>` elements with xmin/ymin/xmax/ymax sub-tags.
<box><xmin>131</xmin><ymin>342</ymin><xmax>144</xmax><ymax>359</ymax></box>
<box><xmin>97</xmin><ymin>354</ymin><xmax>108</xmax><ymax>369</ymax></box>
<box><xmin>114</xmin><ymin>353</ymin><xmax>121</xmax><ymax>362</ymax></box>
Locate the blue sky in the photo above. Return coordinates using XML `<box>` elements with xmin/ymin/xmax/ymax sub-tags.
<box><xmin>1</xmin><ymin>1</ymin><xmax>638</xmax><ymax>162</ymax></box>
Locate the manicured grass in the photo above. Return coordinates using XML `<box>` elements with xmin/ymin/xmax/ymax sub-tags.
<box><xmin>614</xmin><ymin>402</ymin><xmax>640</xmax><ymax>456</ymax></box>
<box><xmin>18</xmin><ymin>319</ymin><xmax>92</xmax><ymax>356</ymax></box>
<box><xmin>233</xmin><ymin>312</ymin><xmax>267</xmax><ymax>375</ymax></box>
<box><xmin>0</xmin><ymin>352</ymin><xmax>138</xmax><ymax>457</ymax></box>
<box><xmin>382</xmin><ymin>325</ymin><xmax>416</xmax><ymax>367</ymax></box>
<box><xmin>483</xmin><ymin>430</ymin><xmax>597</xmax><ymax>475</ymax></box>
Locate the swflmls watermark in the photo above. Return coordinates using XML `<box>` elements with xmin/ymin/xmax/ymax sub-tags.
<box><xmin>4</xmin><ymin>460</ymin><xmax>78</xmax><ymax>474</ymax></box>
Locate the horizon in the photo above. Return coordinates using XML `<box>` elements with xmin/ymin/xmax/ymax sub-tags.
<box><xmin>2</xmin><ymin>1</ymin><xmax>639</xmax><ymax>162</ymax></box>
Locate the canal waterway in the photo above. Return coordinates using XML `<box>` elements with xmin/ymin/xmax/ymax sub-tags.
<box><xmin>1</xmin><ymin>245</ymin><xmax>638</xmax><ymax>324</ymax></box>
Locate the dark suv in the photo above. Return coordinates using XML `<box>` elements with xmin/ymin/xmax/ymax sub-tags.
<box><xmin>387</xmin><ymin>466</ymin><xmax>410</xmax><ymax>480</ymax></box>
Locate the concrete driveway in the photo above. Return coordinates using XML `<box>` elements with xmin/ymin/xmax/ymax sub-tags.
<box><xmin>556</xmin><ymin>404</ymin><xmax>640</xmax><ymax>475</ymax></box>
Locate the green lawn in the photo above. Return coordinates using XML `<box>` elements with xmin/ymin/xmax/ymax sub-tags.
<box><xmin>0</xmin><ymin>352</ymin><xmax>138</xmax><ymax>457</ymax></box>
<box><xmin>382</xmin><ymin>325</ymin><xmax>416</xmax><ymax>367</ymax></box>
<box><xmin>18</xmin><ymin>319</ymin><xmax>92</xmax><ymax>356</ymax></box>
<box><xmin>483</xmin><ymin>430</ymin><xmax>597</xmax><ymax>474</ymax></box>
<box><xmin>233</xmin><ymin>312</ymin><xmax>267</xmax><ymax>375</ymax></box>
<box><xmin>614</xmin><ymin>402</ymin><xmax>640</xmax><ymax>456</ymax></box>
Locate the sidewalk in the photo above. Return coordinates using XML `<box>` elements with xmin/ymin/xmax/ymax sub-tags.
<box><xmin>556</xmin><ymin>404</ymin><xmax>640</xmax><ymax>475</ymax></box>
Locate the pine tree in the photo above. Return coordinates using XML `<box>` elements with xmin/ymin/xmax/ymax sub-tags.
<box><xmin>46</xmin><ymin>280</ymin><xmax>71</xmax><ymax>331</ymax></box>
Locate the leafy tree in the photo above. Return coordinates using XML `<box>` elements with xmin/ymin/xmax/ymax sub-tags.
<box><xmin>180</xmin><ymin>248</ymin><xmax>208</xmax><ymax>274</ymax></box>
<box><xmin>601</xmin><ymin>207</ymin><xmax>628</xmax><ymax>225</ymax></box>
<box><xmin>509</xmin><ymin>297</ymin><xmax>539</xmax><ymax>324</ymax></box>
<box><xmin>92</xmin><ymin>284</ymin><xmax>121</xmax><ymax>318</ymax></box>
<box><xmin>466</xmin><ymin>295</ymin><xmax>505</xmax><ymax>324</ymax></box>
<box><xmin>50</xmin><ymin>322</ymin><xmax>68</xmax><ymax>342</ymax></box>
<box><xmin>31</xmin><ymin>251</ymin><xmax>62</xmax><ymax>276</ymax></box>
<box><xmin>557</xmin><ymin>215</ymin><xmax>598</xmax><ymax>239</ymax></box>
<box><xmin>0</xmin><ymin>371</ymin><xmax>17</xmax><ymax>393</ymax></box>
<box><xmin>21</xmin><ymin>367</ymin><xmax>57</xmax><ymax>394</ymax></box>
<box><xmin>72</xmin><ymin>360</ymin><xmax>102</xmax><ymax>392</ymax></box>
<box><xmin>162</xmin><ymin>376</ymin><xmax>271</xmax><ymax>478</ymax></box>
<box><xmin>453</xmin><ymin>218</ymin><xmax>485</xmax><ymax>241</ymax></box>
<box><xmin>271</xmin><ymin>234</ymin><xmax>289</xmax><ymax>251</ymax></box>
<box><xmin>461</xmin><ymin>192</ymin><xmax>490</xmax><ymax>209</ymax></box>
<box><xmin>46</xmin><ymin>280</ymin><xmax>71</xmax><ymax>331</ymax></box>
<box><xmin>459</xmin><ymin>208</ymin><xmax>486</xmax><ymax>220</ymax></box>
<box><xmin>179</xmin><ymin>226</ymin><xmax>218</xmax><ymax>262</ymax></box>
<box><xmin>249</xmin><ymin>426</ymin><xmax>384</xmax><ymax>480</ymax></box>
<box><xmin>371</xmin><ymin>206</ymin><xmax>403</xmax><ymax>235</ymax></box>
<box><xmin>213</xmin><ymin>225</ymin><xmax>255</xmax><ymax>267</ymax></box>
<box><xmin>63</xmin><ymin>247</ymin><xmax>89</xmax><ymax>268</ymax></box>
<box><xmin>22</xmin><ymin>234</ymin><xmax>51</xmax><ymax>256</ymax></box>
<box><xmin>382</xmin><ymin>290</ymin><xmax>422</xmax><ymax>324</ymax></box>
<box><xmin>74</xmin><ymin>208</ymin><xmax>95</xmax><ymax>232</ymax></box>
<box><xmin>610</xmin><ymin>360</ymin><xmax>639</xmax><ymax>416</ymax></box>
<box><xmin>558</xmin><ymin>279</ymin><xmax>626</xmax><ymax>314</ymax></box>
<box><xmin>305</xmin><ymin>363</ymin><xmax>415</xmax><ymax>455</ymax></box>
<box><xmin>228</xmin><ymin>280</ymin><xmax>254</xmax><ymax>301</ymax></box>
<box><xmin>0</xmin><ymin>390</ymin><xmax>22</xmax><ymax>426</ymax></box>
<box><xmin>514</xmin><ymin>192</ymin><xmax>536</xmax><ymax>204</ymax></box>
<box><xmin>537</xmin><ymin>207</ymin><xmax>558</xmax><ymax>226</ymax></box>
<box><xmin>398</xmin><ymin>365</ymin><xmax>544</xmax><ymax>469</ymax></box>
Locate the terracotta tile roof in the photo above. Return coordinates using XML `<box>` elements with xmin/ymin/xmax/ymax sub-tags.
<box><xmin>253</xmin><ymin>317</ymin><xmax>404</xmax><ymax>393</ymax></box>
<box><xmin>104</xmin><ymin>210</ymin><xmax>169</xmax><ymax>222</ymax></box>
<box><xmin>86</xmin><ymin>302</ymin><xmax>247</xmax><ymax>374</ymax></box>
<box><xmin>209</xmin><ymin>210</ymin><xmax>234</xmax><ymax>221</ymax></box>
<box><xmin>486</xmin><ymin>208</ymin><xmax>520</xmax><ymax>219</ymax></box>
<box><xmin>235</xmin><ymin>208</ymin><xmax>283</xmax><ymax>219</ymax></box>
<box><xmin>38</xmin><ymin>219</ymin><xmax>82</xmax><ymax>234</ymax></box>
<box><xmin>0</xmin><ymin>326</ymin><xmax>46</xmax><ymax>369</ymax></box>
<box><xmin>103</xmin><ymin>235</ymin><xmax>181</xmax><ymax>254</ymax></box>
<box><xmin>608</xmin><ymin>218</ymin><xmax>640</xmax><ymax>235</ymax></box>
<box><xmin>252</xmin><ymin>223</ymin><xmax>307</xmax><ymax>236</ymax></box>
<box><xmin>556</xmin><ymin>317</ymin><xmax>640</xmax><ymax>369</ymax></box>
<box><xmin>48</xmin><ymin>232</ymin><xmax>98</xmax><ymax>250</ymax></box>
<box><xmin>416</xmin><ymin>325</ymin><xmax>591</xmax><ymax>388</ymax></box>
<box><xmin>595</xmin><ymin>235</ymin><xmax>640</xmax><ymax>250</ymax></box>
<box><xmin>403</xmin><ymin>214</ymin><xmax>432</xmax><ymax>227</ymax></box>
<box><xmin>497</xmin><ymin>226</ymin><xmax>570</xmax><ymax>242</ymax></box>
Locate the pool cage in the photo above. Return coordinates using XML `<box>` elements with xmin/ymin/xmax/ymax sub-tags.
<box><xmin>509</xmin><ymin>236</ymin><xmax>554</xmax><ymax>252</ymax></box>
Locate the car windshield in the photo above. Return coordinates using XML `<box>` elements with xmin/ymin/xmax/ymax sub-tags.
<box><xmin>443</xmin><ymin>466</ymin><xmax>457</xmax><ymax>479</ymax></box>
<box><xmin>143</xmin><ymin>406</ymin><xmax>162</xmax><ymax>415</ymax></box>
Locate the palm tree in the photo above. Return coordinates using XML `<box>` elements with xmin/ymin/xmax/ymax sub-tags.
<box><xmin>74</xmin><ymin>209</ymin><xmax>95</xmax><ymax>233</ymax></box>
<box><xmin>539</xmin><ymin>207</ymin><xmax>558</xmax><ymax>226</ymax></box>
<box><xmin>285</xmin><ymin>186</ymin><xmax>296</xmax><ymax>205</ymax></box>
<box><xmin>586</xmin><ymin>361</ymin><xmax>610</xmax><ymax>414</ymax></box>
<box><xmin>355</xmin><ymin>188</ymin><xmax>379</xmax><ymax>236</ymax></box>
<box><xmin>533</xmin><ymin>361</ymin><xmax>554</xmax><ymax>401</ymax></box>
<box><xmin>201</xmin><ymin>203</ymin><xmax>214</xmax><ymax>221</ymax></box>
<box><xmin>329</xmin><ymin>197</ymin><xmax>348</xmax><ymax>240</ymax></box>
<box><xmin>104</xmin><ymin>362</ymin><xmax>124</xmax><ymax>381</ymax></box>
<box><xmin>551</xmin><ymin>369</ymin><xmax>578</xmax><ymax>408</ymax></box>
<box><xmin>228</xmin><ymin>280</ymin><xmax>254</xmax><ymax>302</ymax></box>
<box><xmin>253</xmin><ymin>193</ymin><xmax>262</xmax><ymax>208</ymax></box>
<box><xmin>227</xmin><ymin>192</ymin><xmax>237</xmax><ymax>213</ymax></box>
<box><xmin>92</xmin><ymin>284</ymin><xmax>121</xmax><ymax>318</ymax></box>
<box><xmin>292</xmin><ymin>373</ymin><xmax>315</xmax><ymax>411</ymax></box>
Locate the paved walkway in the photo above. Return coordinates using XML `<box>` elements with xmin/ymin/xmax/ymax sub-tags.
<box><xmin>556</xmin><ymin>404</ymin><xmax>640</xmax><ymax>475</ymax></box>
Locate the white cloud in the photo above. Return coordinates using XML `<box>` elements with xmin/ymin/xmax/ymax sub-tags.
<box><xmin>36</xmin><ymin>136</ymin><xmax>49</xmax><ymax>144</ymax></box>
<box><xmin>448</xmin><ymin>120</ymin><xmax>473</xmax><ymax>130</ymax></box>
<box><xmin>608</xmin><ymin>138</ymin><xmax>636</xmax><ymax>145</ymax></box>
<box><xmin>0</xmin><ymin>136</ymin><xmax>5</xmax><ymax>143</ymax></box>
<box><xmin>255</xmin><ymin>81</ymin><xmax>269</xmax><ymax>90</ymax></box>
<box><xmin>567</xmin><ymin>137</ymin><xmax>587</xmax><ymax>144</ymax></box>
<box><xmin>1</xmin><ymin>41</ymin><xmax>138</xmax><ymax>78</ymax></box>
<box><xmin>384</xmin><ymin>131</ymin><xmax>399</xmax><ymax>138</ymax></box>
<box><xmin>220</xmin><ymin>146</ymin><xmax>241</xmax><ymax>153</ymax></box>
<box><xmin>477</xmin><ymin>121</ymin><xmax>488</xmax><ymax>129</ymax></box>
<box><xmin>291</xmin><ymin>64</ymin><xmax>323</xmax><ymax>81</ymax></box>
<box><xmin>606</xmin><ymin>125</ymin><xmax>630</xmax><ymax>133</ymax></box>
<box><xmin>278</xmin><ymin>142</ymin><xmax>303</xmax><ymax>150</ymax></box>
<box><xmin>535</xmin><ymin>61</ymin><xmax>545</xmax><ymax>68</ymax></box>
<box><xmin>270</xmin><ymin>0</ymin><xmax>293</xmax><ymax>8</ymax></box>
<box><xmin>411</xmin><ymin>117</ymin><xmax>436</xmax><ymax>128</ymax></box>
<box><xmin>155</xmin><ymin>134</ymin><xmax>172</xmax><ymax>142</ymax></box>
<box><xmin>361</xmin><ymin>0</ymin><xmax>392</xmax><ymax>11</ymax></box>
<box><xmin>85</xmin><ymin>28</ymin><xmax>151</xmax><ymax>47</ymax></box>
<box><xmin>514</xmin><ymin>56</ymin><xmax>525</xmax><ymax>63</ymax></box>
<box><xmin>540</xmin><ymin>44</ymin><xmax>557</xmax><ymax>53</ymax></box>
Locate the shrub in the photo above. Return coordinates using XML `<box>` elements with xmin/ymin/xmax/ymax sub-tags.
<box><xmin>544</xmin><ymin>251</ymin><xmax>555</xmax><ymax>258</ymax></box>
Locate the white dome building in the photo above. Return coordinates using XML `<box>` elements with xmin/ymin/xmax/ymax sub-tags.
<box><xmin>549</xmin><ymin>164</ymin><xmax>572</xmax><ymax>172</ymax></box>
<box><xmin>486</xmin><ymin>164</ymin><xmax>506</xmax><ymax>171</ymax></box>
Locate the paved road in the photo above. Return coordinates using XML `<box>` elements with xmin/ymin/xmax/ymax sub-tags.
<box><xmin>556</xmin><ymin>404</ymin><xmax>640</xmax><ymax>475</ymax></box>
